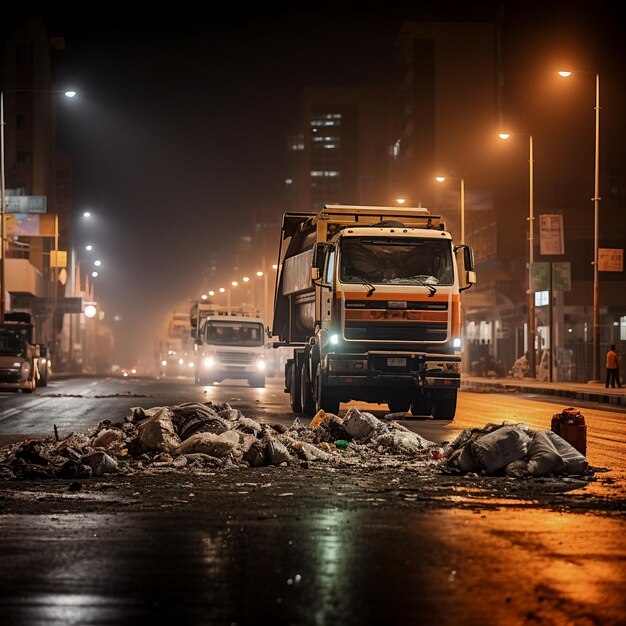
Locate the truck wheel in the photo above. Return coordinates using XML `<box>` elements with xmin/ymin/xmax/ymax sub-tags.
<box><xmin>430</xmin><ymin>391</ymin><xmax>457</xmax><ymax>420</ymax></box>
<box><xmin>289</xmin><ymin>361</ymin><xmax>302</xmax><ymax>413</ymax></box>
<box><xmin>38</xmin><ymin>363</ymin><xmax>48</xmax><ymax>387</ymax></box>
<box><xmin>410</xmin><ymin>396</ymin><xmax>431</xmax><ymax>416</ymax></box>
<box><xmin>249</xmin><ymin>374</ymin><xmax>266</xmax><ymax>388</ymax></box>
<box><xmin>387</xmin><ymin>400</ymin><xmax>410</xmax><ymax>414</ymax></box>
<box><xmin>300</xmin><ymin>362</ymin><xmax>316</xmax><ymax>417</ymax></box>
<box><xmin>314</xmin><ymin>364</ymin><xmax>340</xmax><ymax>415</ymax></box>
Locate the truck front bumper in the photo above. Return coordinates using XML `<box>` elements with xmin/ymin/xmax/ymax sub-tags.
<box><xmin>326</xmin><ymin>352</ymin><xmax>461</xmax><ymax>389</ymax></box>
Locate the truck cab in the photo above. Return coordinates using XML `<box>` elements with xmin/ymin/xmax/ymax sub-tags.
<box><xmin>191</xmin><ymin>305</ymin><xmax>267</xmax><ymax>387</ymax></box>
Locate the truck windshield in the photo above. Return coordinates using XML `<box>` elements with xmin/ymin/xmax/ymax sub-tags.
<box><xmin>205</xmin><ymin>322</ymin><xmax>264</xmax><ymax>346</ymax></box>
<box><xmin>0</xmin><ymin>330</ymin><xmax>26</xmax><ymax>356</ymax></box>
<box><xmin>340</xmin><ymin>237</ymin><xmax>454</xmax><ymax>286</ymax></box>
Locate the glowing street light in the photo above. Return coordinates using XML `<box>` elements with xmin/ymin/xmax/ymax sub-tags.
<box><xmin>558</xmin><ymin>69</ymin><xmax>601</xmax><ymax>382</ymax></box>
<box><xmin>499</xmin><ymin>131</ymin><xmax>536</xmax><ymax>379</ymax></box>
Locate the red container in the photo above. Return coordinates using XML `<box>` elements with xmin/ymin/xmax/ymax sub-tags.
<box><xmin>551</xmin><ymin>407</ymin><xmax>587</xmax><ymax>456</ymax></box>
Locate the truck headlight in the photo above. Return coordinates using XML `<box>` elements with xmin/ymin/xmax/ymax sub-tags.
<box><xmin>452</xmin><ymin>337</ymin><xmax>462</xmax><ymax>348</ymax></box>
<box><xmin>330</xmin><ymin>334</ymin><xmax>340</xmax><ymax>345</ymax></box>
<box><xmin>203</xmin><ymin>356</ymin><xmax>215</xmax><ymax>368</ymax></box>
<box><xmin>256</xmin><ymin>357</ymin><xmax>266</xmax><ymax>371</ymax></box>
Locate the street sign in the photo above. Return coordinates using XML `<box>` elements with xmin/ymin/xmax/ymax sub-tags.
<box><xmin>598</xmin><ymin>248</ymin><xmax>623</xmax><ymax>272</ymax></box>
<box><xmin>539</xmin><ymin>214</ymin><xmax>564</xmax><ymax>255</ymax></box>
<box><xmin>552</xmin><ymin>262</ymin><xmax>571</xmax><ymax>291</ymax></box>
<box><xmin>530</xmin><ymin>262</ymin><xmax>550</xmax><ymax>292</ymax></box>
<box><xmin>56</xmin><ymin>297</ymin><xmax>83</xmax><ymax>314</ymax></box>
<box><xmin>50</xmin><ymin>250</ymin><xmax>67</xmax><ymax>268</ymax></box>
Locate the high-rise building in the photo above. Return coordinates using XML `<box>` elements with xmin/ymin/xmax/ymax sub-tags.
<box><xmin>285</xmin><ymin>85</ymin><xmax>394</xmax><ymax>212</ymax></box>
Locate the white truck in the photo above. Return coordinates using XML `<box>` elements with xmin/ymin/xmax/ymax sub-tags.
<box><xmin>272</xmin><ymin>204</ymin><xmax>476</xmax><ymax>420</ymax></box>
<box><xmin>190</xmin><ymin>303</ymin><xmax>267</xmax><ymax>387</ymax></box>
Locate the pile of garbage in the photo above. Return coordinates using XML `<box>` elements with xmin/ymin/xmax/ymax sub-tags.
<box><xmin>0</xmin><ymin>402</ymin><xmax>438</xmax><ymax>480</ymax></box>
<box><xmin>442</xmin><ymin>422</ymin><xmax>590</xmax><ymax>478</ymax></box>
<box><xmin>0</xmin><ymin>401</ymin><xmax>591</xmax><ymax>481</ymax></box>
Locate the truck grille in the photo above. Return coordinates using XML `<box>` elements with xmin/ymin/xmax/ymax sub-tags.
<box><xmin>0</xmin><ymin>369</ymin><xmax>20</xmax><ymax>382</ymax></box>
<box><xmin>216</xmin><ymin>352</ymin><xmax>256</xmax><ymax>365</ymax></box>
<box><xmin>344</xmin><ymin>322</ymin><xmax>448</xmax><ymax>342</ymax></box>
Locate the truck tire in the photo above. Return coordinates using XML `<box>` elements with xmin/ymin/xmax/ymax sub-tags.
<box><xmin>38</xmin><ymin>363</ymin><xmax>48</xmax><ymax>387</ymax></box>
<box><xmin>248</xmin><ymin>374</ymin><xmax>266</xmax><ymax>388</ymax></box>
<box><xmin>300</xmin><ymin>362</ymin><xmax>316</xmax><ymax>416</ymax></box>
<box><xmin>289</xmin><ymin>361</ymin><xmax>302</xmax><ymax>413</ymax></box>
<box><xmin>410</xmin><ymin>396</ymin><xmax>431</xmax><ymax>416</ymax></box>
<box><xmin>314</xmin><ymin>364</ymin><xmax>340</xmax><ymax>415</ymax></box>
<box><xmin>387</xmin><ymin>399</ymin><xmax>410</xmax><ymax>414</ymax></box>
<box><xmin>430</xmin><ymin>390</ymin><xmax>457</xmax><ymax>420</ymax></box>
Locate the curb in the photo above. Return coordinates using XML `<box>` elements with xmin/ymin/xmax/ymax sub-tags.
<box><xmin>461</xmin><ymin>379</ymin><xmax>625</xmax><ymax>407</ymax></box>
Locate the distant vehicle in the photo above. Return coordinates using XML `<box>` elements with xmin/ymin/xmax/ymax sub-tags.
<box><xmin>190</xmin><ymin>303</ymin><xmax>266</xmax><ymax>387</ymax></box>
<box><xmin>157</xmin><ymin>310</ymin><xmax>196</xmax><ymax>378</ymax></box>
<box><xmin>0</xmin><ymin>311</ymin><xmax>50</xmax><ymax>392</ymax></box>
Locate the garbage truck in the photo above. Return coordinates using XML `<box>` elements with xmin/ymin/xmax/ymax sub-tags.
<box><xmin>271</xmin><ymin>204</ymin><xmax>476</xmax><ymax>419</ymax></box>
<box><xmin>0</xmin><ymin>311</ymin><xmax>50</xmax><ymax>392</ymax></box>
<box><xmin>190</xmin><ymin>302</ymin><xmax>267</xmax><ymax>387</ymax></box>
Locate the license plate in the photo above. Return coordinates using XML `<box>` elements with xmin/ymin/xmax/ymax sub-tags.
<box><xmin>387</xmin><ymin>358</ymin><xmax>407</xmax><ymax>367</ymax></box>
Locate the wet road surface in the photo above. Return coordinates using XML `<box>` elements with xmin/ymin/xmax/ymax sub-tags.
<box><xmin>0</xmin><ymin>376</ymin><xmax>624</xmax><ymax>625</ymax></box>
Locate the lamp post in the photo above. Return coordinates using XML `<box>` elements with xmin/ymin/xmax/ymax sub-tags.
<box><xmin>434</xmin><ymin>175</ymin><xmax>465</xmax><ymax>244</ymax></box>
<box><xmin>558</xmin><ymin>70</ymin><xmax>601</xmax><ymax>382</ymax></box>
<box><xmin>435</xmin><ymin>174</ymin><xmax>467</xmax><ymax>369</ymax></box>
<box><xmin>499</xmin><ymin>132</ymin><xmax>536</xmax><ymax>379</ymax></box>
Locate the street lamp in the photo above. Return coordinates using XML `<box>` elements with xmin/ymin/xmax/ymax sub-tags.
<box><xmin>558</xmin><ymin>70</ymin><xmax>601</xmax><ymax>382</ymax></box>
<box><xmin>0</xmin><ymin>89</ymin><xmax>77</xmax><ymax>323</ymax></box>
<box><xmin>499</xmin><ymin>132</ymin><xmax>536</xmax><ymax>379</ymax></box>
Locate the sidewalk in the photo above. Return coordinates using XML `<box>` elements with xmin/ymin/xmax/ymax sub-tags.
<box><xmin>461</xmin><ymin>375</ymin><xmax>626</xmax><ymax>408</ymax></box>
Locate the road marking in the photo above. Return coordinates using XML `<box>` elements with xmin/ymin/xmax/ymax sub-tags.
<box><xmin>0</xmin><ymin>398</ymin><xmax>51</xmax><ymax>423</ymax></box>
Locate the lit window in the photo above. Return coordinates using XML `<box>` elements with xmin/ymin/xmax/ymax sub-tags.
<box><xmin>621</xmin><ymin>316</ymin><xmax>626</xmax><ymax>341</ymax></box>
<box><xmin>535</xmin><ymin>291</ymin><xmax>549</xmax><ymax>307</ymax></box>
<box><xmin>392</xmin><ymin>139</ymin><xmax>401</xmax><ymax>159</ymax></box>
<box><xmin>290</xmin><ymin>143</ymin><xmax>304</xmax><ymax>151</ymax></box>
<box><xmin>310</xmin><ymin>171</ymin><xmax>340</xmax><ymax>178</ymax></box>
<box><xmin>285</xmin><ymin>178</ymin><xmax>293</xmax><ymax>185</ymax></box>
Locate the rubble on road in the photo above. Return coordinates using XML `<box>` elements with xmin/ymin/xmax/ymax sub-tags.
<box><xmin>0</xmin><ymin>401</ymin><xmax>594</xmax><ymax>483</ymax></box>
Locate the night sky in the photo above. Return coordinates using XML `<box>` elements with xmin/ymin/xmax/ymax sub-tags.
<box><xmin>3</xmin><ymin>2</ymin><xmax>620</xmax><ymax>367</ymax></box>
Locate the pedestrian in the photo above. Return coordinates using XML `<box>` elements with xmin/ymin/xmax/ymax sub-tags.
<box><xmin>605</xmin><ymin>344</ymin><xmax>622</xmax><ymax>388</ymax></box>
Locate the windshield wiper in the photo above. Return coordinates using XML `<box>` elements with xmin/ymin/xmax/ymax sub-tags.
<box><xmin>415</xmin><ymin>280</ymin><xmax>437</xmax><ymax>297</ymax></box>
<box><xmin>351</xmin><ymin>273</ymin><xmax>377</xmax><ymax>297</ymax></box>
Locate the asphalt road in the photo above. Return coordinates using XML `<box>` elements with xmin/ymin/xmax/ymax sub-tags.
<box><xmin>0</xmin><ymin>375</ymin><xmax>624</xmax><ymax>626</ymax></box>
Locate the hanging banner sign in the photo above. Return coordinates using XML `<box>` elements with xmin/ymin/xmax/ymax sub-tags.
<box><xmin>539</xmin><ymin>214</ymin><xmax>564</xmax><ymax>255</ymax></box>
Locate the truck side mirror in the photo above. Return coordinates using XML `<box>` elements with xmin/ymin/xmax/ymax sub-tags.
<box><xmin>454</xmin><ymin>244</ymin><xmax>476</xmax><ymax>291</ymax></box>
<box><xmin>312</xmin><ymin>243</ymin><xmax>326</xmax><ymax>272</ymax></box>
